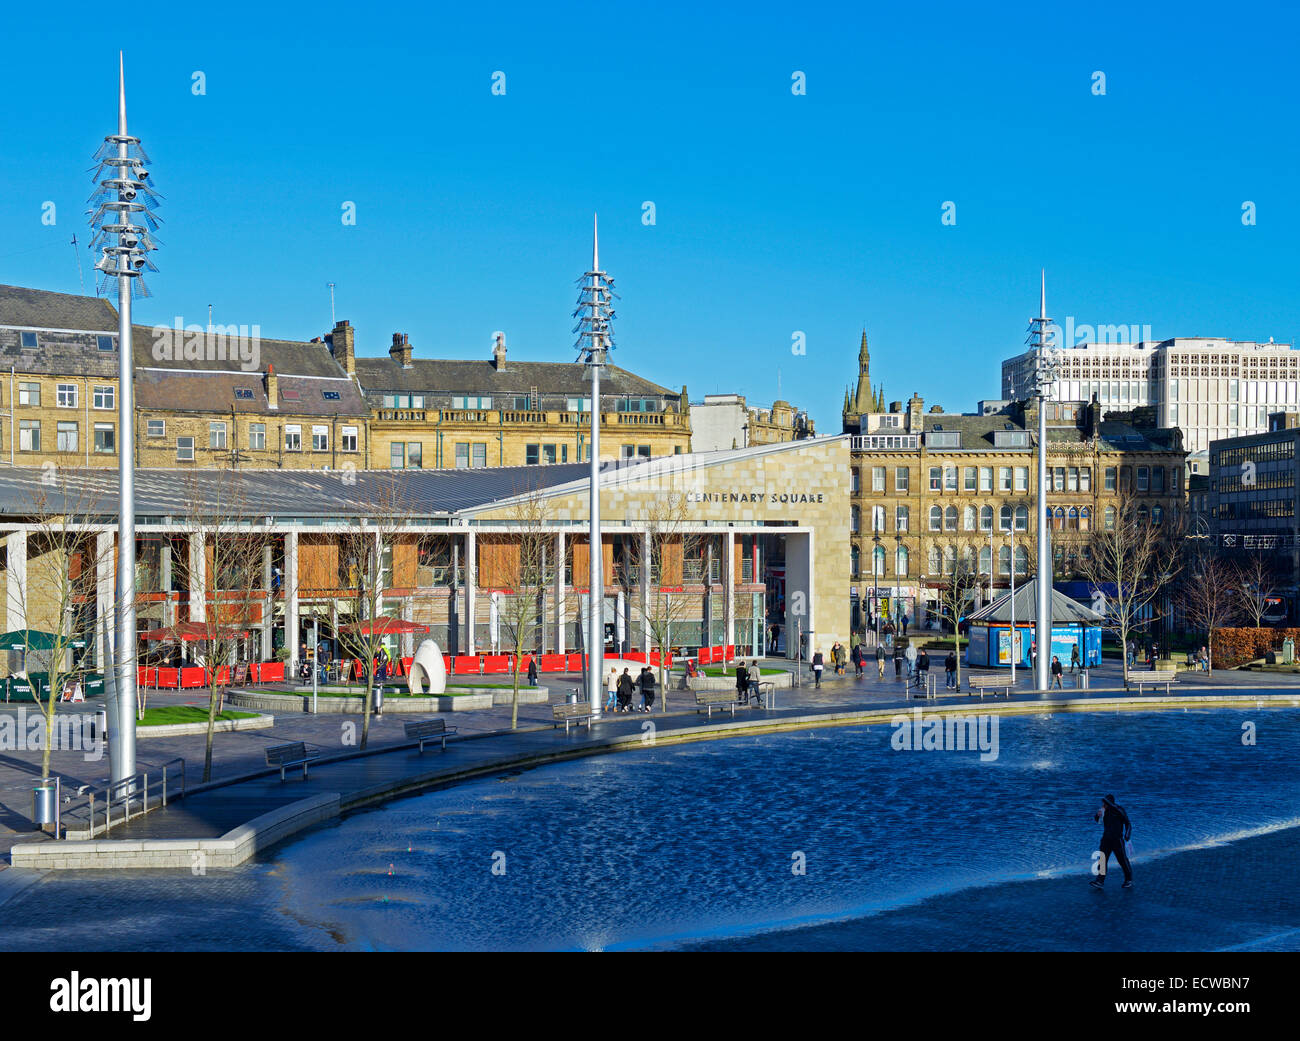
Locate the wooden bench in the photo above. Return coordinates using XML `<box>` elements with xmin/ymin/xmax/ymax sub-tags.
<box><xmin>265</xmin><ymin>741</ymin><xmax>323</xmax><ymax>781</ymax></box>
<box><xmin>696</xmin><ymin>689</ymin><xmax>737</xmax><ymax>719</ymax></box>
<box><xmin>1134</xmin><ymin>669</ymin><xmax>1178</xmax><ymax>695</ymax></box>
<box><xmin>404</xmin><ymin>718</ymin><xmax>458</xmax><ymax>753</ymax></box>
<box><xmin>967</xmin><ymin>674</ymin><xmax>1013</xmax><ymax>698</ymax></box>
<box><xmin>552</xmin><ymin>701</ymin><xmax>593</xmax><ymax>734</ymax></box>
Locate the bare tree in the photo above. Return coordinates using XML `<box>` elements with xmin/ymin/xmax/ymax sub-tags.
<box><xmin>6</xmin><ymin>472</ymin><xmax>115</xmax><ymax>782</ymax></box>
<box><xmin>1179</xmin><ymin>547</ymin><xmax>1240</xmax><ymax>675</ymax></box>
<box><xmin>622</xmin><ymin>491</ymin><xmax>703</xmax><ymax>710</ymax></box>
<box><xmin>1233</xmin><ymin>552</ymin><xmax>1278</xmax><ymax>630</ymax></box>
<box><xmin>1076</xmin><ymin>503</ymin><xmax>1182</xmax><ymax>686</ymax></box>
<box><xmin>932</xmin><ymin>553</ymin><xmax>981</xmax><ymax>690</ymax></box>
<box><xmin>478</xmin><ymin>491</ymin><xmax>553</xmax><ymax>729</ymax></box>
<box><xmin>335</xmin><ymin>476</ymin><xmax>409</xmax><ymax>750</ymax></box>
<box><xmin>169</xmin><ymin>472</ymin><xmax>270</xmax><ymax>782</ymax></box>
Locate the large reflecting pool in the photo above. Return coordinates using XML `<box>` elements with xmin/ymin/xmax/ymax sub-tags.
<box><xmin>4</xmin><ymin>708</ymin><xmax>1299</xmax><ymax>951</ymax></box>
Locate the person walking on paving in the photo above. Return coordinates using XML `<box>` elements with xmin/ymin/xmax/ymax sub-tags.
<box><xmin>1090</xmin><ymin>793</ymin><xmax>1134</xmax><ymax>890</ymax></box>
<box><xmin>1070</xmin><ymin>645</ymin><xmax>1080</xmax><ymax>674</ymax></box>
<box><xmin>735</xmin><ymin>659</ymin><xmax>750</xmax><ymax>704</ymax></box>
<box><xmin>904</xmin><ymin>642</ymin><xmax>917</xmax><ymax>679</ymax></box>
<box><xmin>747</xmin><ymin>660</ymin><xmax>762</xmax><ymax>704</ymax></box>
<box><xmin>902</xmin><ymin>614</ymin><xmax>909</xmax><ymax>636</ymax></box>
<box><xmin>812</xmin><ymin>648</ymin><xmax>825</xmax><ymax>688</ymax></box>
<box><xmin>945</xmin><ymin>650</ymin><xmax>957</xmax><ymax>689</ymax></box>
<box><xmin>527</xmin><ymin>656</ymin><xmax>539</xmax><ymax>686</ymax></box>
<box><xmin>916</xmin><ymin>649</ymin><xmax>930</xmax><ymax>690</ymax></box>
<box><xmin>605</xmin><ymin>666</ymin><xmax>619</xmax><ymax>713</ymax></box>
<box><xmin>639</xmin><ymin>666</ymin><xmax>656</xmax><ymax>712</ymax></box>
<box><xmin>893</xmin><ymin>643</ymin><xmax>903</xmax><ymax>679</ymax></box>
<box><xmin>617</xmin><ymin>668</ymin><xmax>636</xmax><ymax>712</ymax></box>
<box><xmin>1050</xmin><ymin>655</ymin><xmax>1064</xmax><ymax>688</ymax></box>
<box><xmin>852</xmin><ymin>642</ymin><xmax>864</xmax><ymax>678</ymax></box>
<box><xmin>876</xmin><ymin>642</ymin><xmax>886</xmax><ymax>679</ymax></box>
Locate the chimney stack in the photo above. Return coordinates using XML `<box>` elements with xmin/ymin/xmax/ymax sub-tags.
<box><xmin>266</xmin><ymin>363</ymin><xmax>278</xmax><ymax>410</ymax></box>
<box><xmin>390</xmin><ymin>332</ymin><xmax>413</xmax><ymax>368</ymax></box>
<box><xmin>492</xmin><ymin>331</ymin><xmax>507</xmax><ymax>369</ymax></box>
<box><xmin>328</xmin><ymin>319</ymin><xmax>356</xmax><ymax>378</ymax></box>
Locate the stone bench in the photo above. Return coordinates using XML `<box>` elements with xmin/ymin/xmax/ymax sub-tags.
<box><xmin>265</xmin><ymin>741</ymin><xmax>323</xmax><ymax>781</ymax></box>
<box><xmin>404</xmin><ymin>718</ymin><xmax>457</xmax><ymax>753</ymax></box>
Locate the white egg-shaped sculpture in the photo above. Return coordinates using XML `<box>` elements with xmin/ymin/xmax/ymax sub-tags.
<box><xmin>408</xmin><ymin>638</ymin><xmax>447</xmax><ymax>695</ymax></box>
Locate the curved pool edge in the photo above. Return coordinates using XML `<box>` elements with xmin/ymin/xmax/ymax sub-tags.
<box><xmin>12</xmin><ymin>690</ymin><xmax>1300</xmax><ymax>872</ymax></box>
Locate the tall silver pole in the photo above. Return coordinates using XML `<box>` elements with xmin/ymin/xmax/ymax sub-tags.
<box><xmin>1033</xmin><ymin>272</ymin><xmax>1051</xmax><ymax>691</ymax></box>
<box><xmin>586</xmin><ymin>218</ymin><xmax>604</xmax><ymax>717</ymax></box>
<box><xmin>113</xmin><ymin>55</ymin><xmax>137</xmax><ymax>782</ymax></box>
<box><xmin>1009</xmin><ymin>526</ymin><xmax>1016</xmax><ymax>686</ymax></box>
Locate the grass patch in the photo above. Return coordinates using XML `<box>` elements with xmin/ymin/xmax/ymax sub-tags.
<box><xmin>261</xmin><ymin>686</ymin><xmax>487</xmax><ymax>697</ymax></box>
<box><xmin>138</xmin><ymin>706</ymin><xmax>258</xmax><ymax>726</ymax></box>
<box><xmin>673</xmin><ymin>666</ymin><xmax>785</xmax><ymax>677</ymax></box>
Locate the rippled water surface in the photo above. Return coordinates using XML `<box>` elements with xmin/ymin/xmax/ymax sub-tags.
<box><xmin>4</xmin><ymin>708</ymin><xmax>1299</xmax><ymax>951</ymax></box>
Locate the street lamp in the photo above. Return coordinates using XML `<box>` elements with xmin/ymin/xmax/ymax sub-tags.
<box><xmin>89</xmin><ymin>53</ymin><xmax>161</xmax><ymax>787</ymax></box>
<box><xmin>872</xmin><ymin>533</ymin><xmax>881</xmax><ymax>643</ymax></box>
<box><xmin>894</xmin><ymin>533</ymin><xmax>903</xmax><ymax>643</ymax></box>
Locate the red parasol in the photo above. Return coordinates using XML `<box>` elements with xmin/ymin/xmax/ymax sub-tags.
<box><xmin>140</xmin><ymin>620</ymin><xmax>250</xmax><ymax>642</ymax></box>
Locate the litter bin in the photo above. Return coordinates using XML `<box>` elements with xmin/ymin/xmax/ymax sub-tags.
<box><xmin>1078</xmin><ymin>668</ymin><xmax>1089</xmax><ymax>690</ymax></box>
<box><xmin>33</xmin><ymin>782</ymin><xmax>56</xmax><ymax>828</ymax></box>
<box><xmin>373</xmin><ymin>685</ymin><xmax>385</xmax><ymax>714</ymax></box>
<box><xmin>567</xmin><ymin>690</ymin><xmax>578</xmax><ymax>705</ymax></box>
<box><xmin>1284</xmin><ymin>639</ymin><xmax>1295</xmax><ymax>665</ymax></box>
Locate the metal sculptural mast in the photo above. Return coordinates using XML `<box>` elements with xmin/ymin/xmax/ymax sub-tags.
<box><xmin>89</xmin><ymin>54</ymin><xmax>162</xmax><ymax>784</ymax></box>
<box><xmin>408</xmin><ymin>639</ymin><xmax>448</xmax><ymax>695</ymax></box>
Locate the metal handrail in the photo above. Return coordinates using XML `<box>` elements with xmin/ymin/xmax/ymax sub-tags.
<box><xmin>65</xmin><ymin>756</ymin><xmax>185</xmax><ymax>840</ymax></box>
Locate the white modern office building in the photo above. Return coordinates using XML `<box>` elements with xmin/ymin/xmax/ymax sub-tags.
<box><xmin>1001</xmin><ymin>338</ymin><xmax>1300</xmax><ymax>455</ymax></box>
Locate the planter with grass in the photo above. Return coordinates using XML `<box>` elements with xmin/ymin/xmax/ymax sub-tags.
<box><xmin>226</xmin><ymin>687</ymin><xmax>501</xmax><ymax>713</ymax></box>
<box><xmin>136</xmin><ymin>705</ymin><xmax>272</xmax><ymax>738</ymax></box>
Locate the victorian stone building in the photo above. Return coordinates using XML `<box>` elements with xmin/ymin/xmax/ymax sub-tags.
<box><xmin>842</xmin><ymin>332</ymin><xmax>1187</xmax><ymax>628</ymax></box>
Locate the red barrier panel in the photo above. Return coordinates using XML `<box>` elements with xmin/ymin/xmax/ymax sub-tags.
<box><xmin>516</xmin><ymin>654</ymin><xmax>535</xmax><ymax>677</ymax></box>
<box><xmin>259</xmin><ymin>661</ymin><xmax>285</xmax><ymax>683</ymax></box>
<box><xmin>180</xmin><ymin>666</ymin><xmax>206</xmax><ymax>688</ymax></box>
<box><xmin>206</xmin><ymin>665</ymin><xmax>231</xmax><ymax>686</ymax></box>
<box><xmin>452</xmin><ymin>655</ymin><xmax>480</xmax><ymax>675</ymax></box>
<box><xmin>566</xmin><ymin>653</ymin><xmax>585</xmax><ymax>673</ymax></box>
<box><xmin>624</xmin><ymin>651</ymin><xmax>648</xmax><ymax>663</ymax></box>
<box><xmin>137</xmin><ymin>666</ymin><xmax>156</xmax><ymax>688</ymax></box>
<box><xmin>442</xmin><ymin>655</ymin><xmax>453</xmax><ymax>674</ymax></box>
<box><xmin>351</xmin><ymin>659</ymin><xmax>365</xmax><ymax>681</ymax></box>
<box><xmin>156</xmin><ymin>667</ymin><xmax>179</xmax><ymax>688</ymax></box>
<box><xmin>401</xmin><ymin>656</ymin><xmax>414</xmax><ymax>677</ymax></box>
<box><xmin>698</xmin><ymin>647</ymin><xmax>714</xmax><ymax>665</ymax></box>
<box><xmin>539</xmin><ymin>653</ymin><xmax>566</xmax><ymax>673</ymax></box>
<box><xmin>725</xmin><ymin>644</ymin><xmax>735</xmax><ymax>661</ymax></box>
<box><xmin>649</xmin><ymin>651</ymin><xmax>673</xmax><ymax>669</ymax></box>
<box><xmin>481</xmin><ymin>654</ymin><xmax>511</xmax><ymax>675</ymax></box>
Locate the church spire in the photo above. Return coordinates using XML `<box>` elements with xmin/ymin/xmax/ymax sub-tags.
<box><xmin>851</xmin><ymin>328</ymin><xmax>873</xmax><ymax>413</ymax></box>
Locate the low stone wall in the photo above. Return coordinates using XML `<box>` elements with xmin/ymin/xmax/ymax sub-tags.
<box><xmin>670</xmin><ymin>670</ymin><xmax>794</xmax><ymax>692</ymax></box>
<box><xmin>227</xmin><ymin>690</ymin><xmax>496</xmax><ymax>713</ymax></box>
<box><xmin>10</xmin><ymin>792</ymin><xmax>341</xmax><ymax>871</ymax></box>
<box><xmin>490</xmin><ymin>686</ymin><xmax>550</xmax><ymax>706</ymax></box>
<box><xmin>137</xmin><ymin>713</ymin><xmax>275</xmax><ymax>738</ymax></box>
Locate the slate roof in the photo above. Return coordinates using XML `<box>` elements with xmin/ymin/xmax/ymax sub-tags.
<box><xmin>0</xmin><ymin>463</ymin><xmax>597</xmax><ymax>520</ymax></box>
<box><xmin>0</xmin><ymin>284</ymin><xmax>118</xmax><ymax>332</ymax></box>
<box><xmin>967</xmin><ymin>579</ymin><xmax>1104</xmax><ymax>624</ymax></box>
<box><xmin>354</xmin><ymin>357</ymin><xmax>677</xmax><ymax>400</ymax></box>
<box><xmin>134</xmin><ymin>369</ymin><xmax>368</xmax><ymax>417</ymax></box>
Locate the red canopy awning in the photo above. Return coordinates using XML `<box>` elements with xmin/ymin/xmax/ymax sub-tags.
<box><xmin>338</xmin><ymin>617</ymin><xmax>430</xmax><ymax>636</ymax></box>
<box><xmin>140</xmin><ymin>620</ymin><xmax>250</xmax><ymax>642</ymax></box>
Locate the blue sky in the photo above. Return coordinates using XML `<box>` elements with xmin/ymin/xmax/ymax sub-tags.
<box><xmin>2</xmin><ymin>1</ymin><xmax>1297</xmax><ymax>430</ymax></box>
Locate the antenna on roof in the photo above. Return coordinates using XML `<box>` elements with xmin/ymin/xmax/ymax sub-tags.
<box><xmin>71</xmin><ymin>234</ymin><xmax>85</xmax><ymax>293</ymax></box>
<box><xmin>327</xmin><ymin>282</ymin><xmax>336</xmax><ymax>326</ymax></box>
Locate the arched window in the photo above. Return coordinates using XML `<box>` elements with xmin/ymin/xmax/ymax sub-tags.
<box><xmin>850</xmin><ymin>468</ymin><xmax>859</xmax><ymax>494</ymax></box>
<box><xmin>850</xmin><ymin>505</ymin><xmax>860</xmax><ymax>534</ymax></box>
<box><xmin>896</xmin><ymin>544</ymin><xmax>909</xmax><ymax>577</ymax></box>
<box><xmin>944</xmin><ymin>545</ymin><xmax>957</xmax><ymax>574</ymax></box>
<box><xmin>930</xmin><ymin>505</ymin><xmax>942</xmax><ymax>531</ymax></box>
<box><xmin>1015</xmin><ymin>504</ymin><xmax>1028</xmax><ymax>531</ymax></box>
<box><xmin>1000</xmin><ymin>504</ymin><xmax>1013</xmax><ymax>531</ymax></box>
<box><xmin>980</xmin><ymin>505</ymin><xmax>993</xmax><ymax>531</ymax></box>
<box><xmin>1104</xmin><ymin>505</ymin><xmax>1116</xmax><ymax>530</ymax></box>
<box><xmin>944</xmin><ymin>505</ymin><xmax>958</xmax><ymax>531</ymax></box>
<box><xmin>1137</xmin><ymin>505</ymin><xmax>1149</xmax><ymax>525</ymax></box>
<box><xmin>1151</xmin><ymin>505</ymin><xmax>1163</xmax><ymax>525</ymax></box>
<box><xmin>962</xmin><ymin>544</ymin><xmax>976</xmax><ymax>570</ymax></box>
<box><xmin>873</xmin><ymin>544</ymin><xmax>887</xmax><ymax>575</ymax></box>
<box><xmin>1014</xmin><ymin>545</ymin><xmax>1028</xmax><ymax>575</ymax></box>
<box><xmin>850</xmin><ymin>545</ymin><xmax>860</xmax><ymax>578</ymax></box>
<box><xmin>979</xmin><ymin>545</ymin><xmax>992</xmax><ymax>574</ymax></box>
<box><xmin>1079</xmin><ymin>507</ymin><xmax>1090</xmax><ymax>532</ymax></box>
<box><xmin>928</xmin><ymin>545</ymin><xmax>942</xmax><ymax>573</ymax></box>
<box><xmin>999</xmin><ymin>544</ymin><xmax>1011</xmax><ymax>576</ymax></box>
<box><xmin>964</xmin><ymin>505</ymin><xmax>977</xmax><ymax>531</ymax></box>
<box><xmin>1068</xmin><ymin>507</ymin><xmax>1079</xmax><ymax>531</ymax></box>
